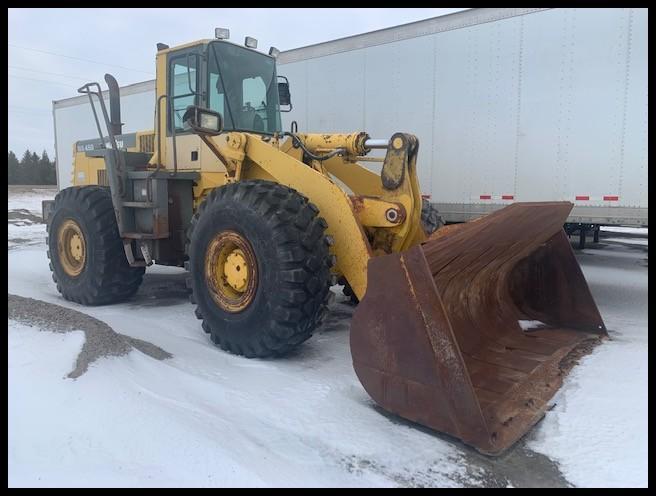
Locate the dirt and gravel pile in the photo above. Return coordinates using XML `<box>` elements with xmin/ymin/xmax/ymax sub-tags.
<box><xmin>8</xmin><ymin>294</ymin><xmax>172</xmax><ymax>378</ymax></box>
<box><xmin>8</xmin><ymin>209</ymin><xmax>42</xmax><ymax>225</ymax></box>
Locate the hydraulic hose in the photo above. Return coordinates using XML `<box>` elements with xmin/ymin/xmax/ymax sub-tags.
<box><xmin>281</xmin><ymin>132</ymin><xmax>346</xmax><ymax>162</ymax></box>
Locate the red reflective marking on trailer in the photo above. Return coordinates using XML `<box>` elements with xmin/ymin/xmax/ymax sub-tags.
<box><xmin>480</xmin><ymin>195</ymin><xmax>492</xmax><ymax>200</ymax></box>
<box><xmin>501</xmin><ymin>195</ymin><xmax>514</xmax><ymax>200</ymax></box>
<box><xmin>576</xmin><ymin>195</ymin><xmax>590</xmax><ymax>201</ymax></box>
<box><xmin>603</xmin><ymin>195</ymin><xmax>619</xmax><ymax>201</ymax></box>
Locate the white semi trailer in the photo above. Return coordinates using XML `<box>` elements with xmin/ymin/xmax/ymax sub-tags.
<box><xmin>53</xmin><ymin>7</ymin><xmax>648</xmax><ymax>248</ymax></box>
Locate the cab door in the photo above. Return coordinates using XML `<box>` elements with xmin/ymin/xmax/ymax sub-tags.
<box><xmin>165</xmin><ymin>47</ymin><xmax>203</xmax><ymax>171</ymax></box>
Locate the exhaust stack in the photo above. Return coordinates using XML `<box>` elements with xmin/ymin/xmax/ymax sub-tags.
<box><xmin>104</xmin><ymin>73</ymin><xmax>123</xmax><ymax>137</ymax></box>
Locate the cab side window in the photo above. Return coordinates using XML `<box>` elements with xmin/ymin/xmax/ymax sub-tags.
<box><xmin>209</xmin><ymin>72</ymin><xmax>225</xmax><ymax>119</ymax></box>
<box><xmin>169</xmin><ymin>55</ymin><xmax>198</xmax><ymax>132</ymax></box>
<box><xmin>240</xmin><ymin>77</ymin><xmax>267</xmax><ymax>131</ymax></box>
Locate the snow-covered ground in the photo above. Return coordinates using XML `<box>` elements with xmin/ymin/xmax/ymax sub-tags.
<box><xmin>8</xmin><ymin>185</ymin><xmax>57</xmax><ymax>213</ymax></box>
<box><xmin>8</xmin><ymin>186</ymin><xmax>56</xmax><ymax>250</ymax></box>
<box><xmin>8</xmin><ymin>188</ymin><xmax>648</xmax><ymax>487</ymax></box>
<box><xmin>601</xmin><ymin>226</ymin><xmax>648</xmax><ymax>235</ymax></box>
<box><xmin>526</xmin><ymin>238</ymin><xmax>648</xmax><ymax>487</ymax></box>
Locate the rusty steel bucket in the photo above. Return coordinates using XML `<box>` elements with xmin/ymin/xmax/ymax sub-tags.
<box><xmin>350</xmin><ymin>202</ymin><xmax>606</xmax><ymax>455</ymax></box>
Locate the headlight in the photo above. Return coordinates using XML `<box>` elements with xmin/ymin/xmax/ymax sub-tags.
<box><xmin>200</xmin><ymin>112</ymin><xmax>220</xmax><ymax>132</ymax></box>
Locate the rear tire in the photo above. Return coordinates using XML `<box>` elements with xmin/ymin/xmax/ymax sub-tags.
<box><xmin>186</xmin><ymin>180</ymin><xmax>334</xmax><ymax>358</ymax></box>
<box><xmin>47</xmin><ymin>186</ymin><xmax>145</xmax><ymax>305</ymax></box>
<box><xmin>338</xmin><ymin>276</ymin><xmax>359</xmax><ymax>305</ymax></box>
<box><xmin>420</xmin><ymin>198</ymin><xmax>444</xmax><ymax>236</ymax></box>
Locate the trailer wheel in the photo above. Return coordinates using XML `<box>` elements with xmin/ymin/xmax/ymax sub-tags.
<box><xmin>186</xmin><ymin>180</ymin><xmax>334</xmax><ymax>358</ymax></box>
<box><xmin>47</xmin><ymin>186</ymin><xmax>145</xmax><ymax>305</ymax></box>
<box><xmin>578</xmin><ymin>227</ymin><xmax>587</xmax><ymax>250</ymax></box>
<box><xmin>420</xmin><ymin>198</ymin><xmax>444</xmax><ymax>236</ymax></box>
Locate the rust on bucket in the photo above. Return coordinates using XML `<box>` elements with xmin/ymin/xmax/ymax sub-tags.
<box><xmin>350</xmin><ymin>202</ymin><xmax>606</xmax><ymax>455</ymax></box>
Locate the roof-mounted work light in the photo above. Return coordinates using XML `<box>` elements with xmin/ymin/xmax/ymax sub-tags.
<box><xmin>215</xmin><ymin>28</ymin><xmax>230</xmax><ymax>40</ymax></box>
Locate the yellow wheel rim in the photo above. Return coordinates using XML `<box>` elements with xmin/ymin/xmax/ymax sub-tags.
<box><xmin>57</xmin><ymin>219</ymin><xmax>86</xmax><ymax>277</ymax></box>
<box><xmin>205</xmin><ymin>230</ymin><xmax>258</xmax><ymax>313</ymax></box>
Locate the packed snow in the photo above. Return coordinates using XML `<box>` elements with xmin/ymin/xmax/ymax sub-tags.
<box><xmin>526</xmin><ymin>240</ymin><xmax>648</xmax><ymax>487</ymax></box>
<box><xmin>7</xmin><ymin>188</ymin><xmax>648</xmax><ymax>487</ymax></box>
<box><xmin>601</xmin><ymin>237</ymin><xmax>648</xmax><ymax>246</ymax></box>
<box><xmin>518</xmin><ymin>320</ymin><xmax>547</xmax><ymax>331</ymax></box>
<box><xmin>8</xmin><ymin>186</ymin><xmax>56</xmax><ymax>250</ymax></box>
<box><xmin>8</xmin><ymin>255</ymin><xmax>469</xmax><ymax>488</ymax></box>
<box><xmin>8</xmin><ymin>186</ymin><xmax>57</xmax><ymax>213</ymax></box>
<box><xmin>600</xmin><ymin>226</ymin><xmax>648</xmax><ymax>235</ymax></box>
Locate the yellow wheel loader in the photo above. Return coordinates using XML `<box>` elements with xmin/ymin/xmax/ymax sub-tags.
<box><xmin>43</xmin><ymin>32</ymin><xmax>606</xmax><ymax>455</ymax></box>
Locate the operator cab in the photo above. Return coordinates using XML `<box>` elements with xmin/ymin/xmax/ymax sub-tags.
<box><xmin>160</xmin><ymin>32</ymin><xmax>289</xmax><ymax>138</ymax></box>
<box><xmin>152</xmin><ymin>30</ymin><xmax>292</xmax><ymax>171</ymax></box>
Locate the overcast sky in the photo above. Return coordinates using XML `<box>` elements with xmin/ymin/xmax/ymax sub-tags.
<box><xmin>8</xmin><ymin>8</ymin><xmax>468</xmax><ymax>158</ymax></box>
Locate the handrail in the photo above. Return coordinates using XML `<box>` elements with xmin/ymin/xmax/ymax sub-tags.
<box><xmin>77</xmin><ymin>83</ymin><xmax>106</xmax><ymax>147</ymax></box>
<box><xmin>77</xmin><ymin>79</ymin><xmax>125</xmax><ymax>196</ymax></box>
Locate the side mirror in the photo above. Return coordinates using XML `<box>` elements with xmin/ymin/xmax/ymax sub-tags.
<box><xmin>277</xmin><ymin>75</ymin><xmax>292</xmax><ymax>112</ymax></box>
<box><xmin>182</xmin><ymin>106</ymin><xmax>223</xmax><ymax>136</ymax></box>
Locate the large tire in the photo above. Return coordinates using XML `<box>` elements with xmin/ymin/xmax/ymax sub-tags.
<box><xmin>47</xmin><ymin>186</ymin><xmax>145</xmax><ymax>305</ymax></box>
<box><xmin>420</xmin><ymin>198</ymin><xmax>444</xmax><ymax>236</ymax></box>
<box><xmin>186</xmin><ymin>180</ymin><xmax>334</xmax><ymax>358</ymax></box>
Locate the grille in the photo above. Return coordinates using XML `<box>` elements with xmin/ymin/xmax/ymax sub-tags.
<box><xmin>139</xmin><ymin>133</ymin><xmax>155</xmax><ymax>153</ymax></box>
<box><xmin>97</xmin><ymin>169</ymin><xmax>109</xmax><ymax>186</ymax></box>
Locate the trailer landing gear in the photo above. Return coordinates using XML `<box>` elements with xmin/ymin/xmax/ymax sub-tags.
<box><xmin>564</xmin><ymin>223</ymin><xmax>601</xmax><ymax>250</ymax></box>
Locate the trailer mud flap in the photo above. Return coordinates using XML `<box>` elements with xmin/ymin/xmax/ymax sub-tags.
<box><xmin>350</xmin><ymin>202</ymin><xmax>607</xmax><ymax>455</ymax></box>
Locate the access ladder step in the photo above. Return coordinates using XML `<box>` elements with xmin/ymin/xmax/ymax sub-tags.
<box><xmin>122</xmin><ymin>201</ymin><xmax>156</xmax><ymax>208</ymax></box>
<box><xmin>121</xmin><ymin>232</ymin><xmax>163</xmax><ymax>240</ymax></box>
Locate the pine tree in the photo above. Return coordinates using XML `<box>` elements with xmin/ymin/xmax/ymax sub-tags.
<box><xmin>31</xmin><ymin>151</ymin><xmax>40</xmax><ymax>184</ymax></box>
<box><xmin>11</xmin><ymin>149</ymin><xmax>57</xmax><ymax>185</ymax></box>
<box><xmin>19</xmin><ymin>149</ymin><xmax>33</xmax><ymax>184</ymax></box>
<box><xmin>37</xmin><ymin>150</ymin><xmax>53</xmax><ymax>184</ymax></box>
<box><xmin>8</xmin><ymin>151</ymin><xmax>20</xmax><ymax>184</ymax></box>
<box><xmin>46</xmin><ymin>151</ymin><xmax>57</xmax><ymax>184</ymax></box>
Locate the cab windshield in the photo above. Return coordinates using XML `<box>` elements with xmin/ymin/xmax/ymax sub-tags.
<box><xmin>207</xmin><ymin>41</ymin><xmax>282</xmax><ymax>134</ymax></box>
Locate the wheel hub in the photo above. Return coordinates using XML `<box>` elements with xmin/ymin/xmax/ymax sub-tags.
<box><xmin>224</xmin><ymin>249</ymin><xmax>249</xmax><ymax>292</ymax></box>
<box><xmin>69</xmin><ymin>233</ymin><xmax>83</xmax><ymax>261</ymax></box>
<box><xmin>205</xmin><ymin>231</ymin><xmax>258</xmax><ymax>313</ymax></box>
<box><xmin>57</xmin><ymin>219</ymin><xmax>86</xmax><ymax>277</ymax></box>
